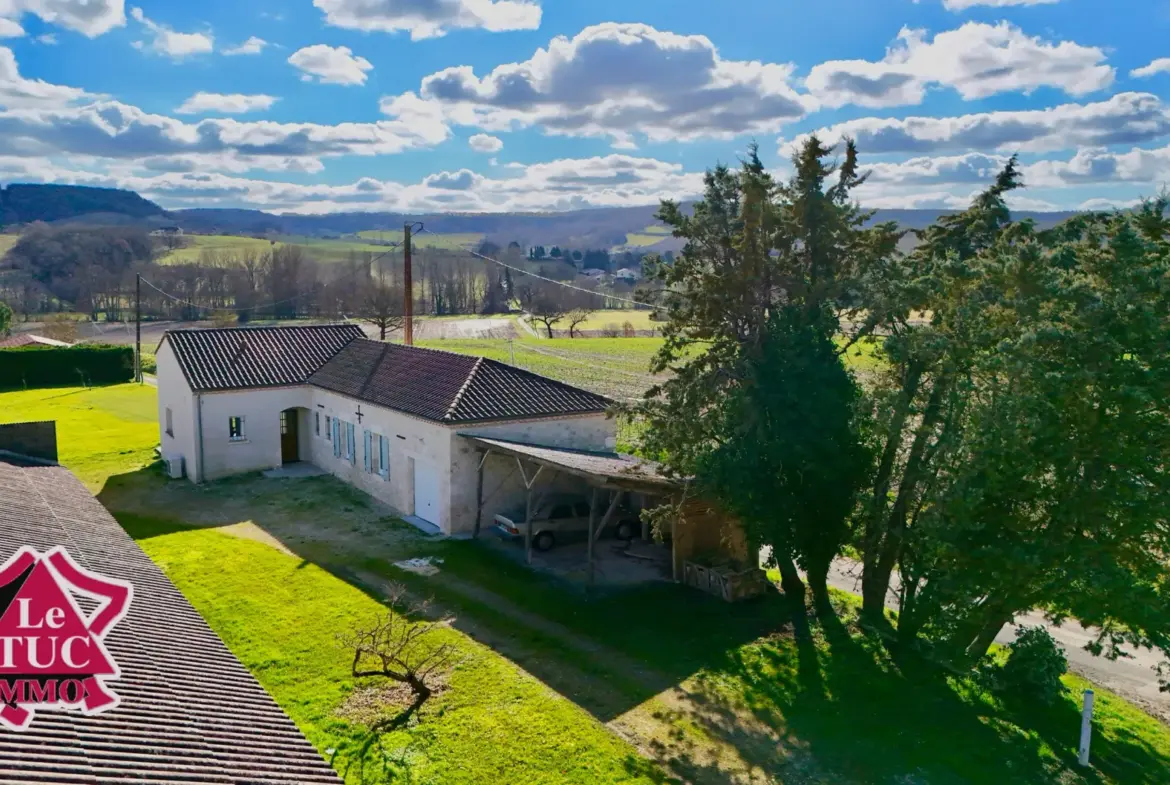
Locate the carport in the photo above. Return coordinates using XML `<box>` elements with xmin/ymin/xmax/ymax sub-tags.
<box><xmin>461</xmin><ymin>435</ymin><xmax>680</xmax><ymax>586</ymax></box>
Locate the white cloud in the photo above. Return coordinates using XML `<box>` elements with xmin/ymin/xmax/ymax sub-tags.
<box><xmin>807</xmin><ymin>22</ymin><xmax>1112</xmax><ymax>108</ymax></box>
<box><xmin>0</xmin><ymin>98</ymin><xmax>449</xmax><ymax>172</ymax></box>
<box><xmin>224</xmin><ymin>35</ymin><xmax>266</xmax><ymax>55</ymax></box>
<box><xmin>0</xmin><ymin>0</ymin><xmax>125</xmax><ymax>38</ymax></box>
<box><xmin>35</xmin><ymin>32</ymin><xmax>55</xmax><ymax>44</ymax></box>
<box><xmin>314</xmin><ymin>0</ymin><xmax>541</xmax><ymax>41</ymax></box>
<box><xmin>381</xmin><ymin>22</ymin><xmax>811</xmax><ymax>146</ymax></box>
<box><xmin>783</xmin><ymin>92</ymin><xmax>1170</xmax><ymax>156</ymax></box>
<box><xmin>1132</xmin><ymin>58</ymin><xmax>1170</xmax><ymax>79</ymax></box>
<box><xmin>175</xmin><ymin>92</ymin><xmax>278</xmax><ymax>115</ymax></box>
<box><xmin>0</xmin><ymin>17</ymin><xmax>21</xmax><ymax>36</ymax></box>
<box><xmin>0</xmin><ymin>45</ymin><xmax>92</xmax><ymax>108</ymax></box>
<box><xmin>288</xmin><ymin>44</ymin><xmax>372</xmax><ymax>85</ymax></box>
<box><xmin>468</xmin><ymin>132</ymin><xmax>501</xmax><ymax>153</ymax></box>
<box><xmin>130</xmin><ymin>7</ymin><xmax>213</xmax><ymax>58</ymax></box>
<box><xmin>941</xmin><ymin>0</ymin><xmax>1060</xmax><ymax>8</ymax></box>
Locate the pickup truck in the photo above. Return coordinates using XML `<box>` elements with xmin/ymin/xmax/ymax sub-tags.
<box><xmin>494</xmin><ymin>494</ymin><xmax>639</xmax><ymax>551</ymax></box>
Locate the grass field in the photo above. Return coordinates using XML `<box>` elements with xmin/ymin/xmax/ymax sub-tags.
<box><xmin>571</xmin><ymin>309</ymin><xmax>660</xmax><ymax>332</ymax></box>
<box><xmin>156</xmin><ymin>232</ymin><xmax>485</xmax><ymax>265</ymax></box>
<box><xmin>0</xmin><ymin>233</ymin><xmax>19</xmax><ymax>255</ymax></box>
<box><xmin>125</xmin><ymin>517</ymin><xmax>659</xmax><ymax>785</ymax></box>
<box><xmin>0</xmin><ymin>383</ymin><xmax>157</xmax><ymax>491</ymax></box>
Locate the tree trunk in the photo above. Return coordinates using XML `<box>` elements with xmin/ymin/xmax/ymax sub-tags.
<box><xmin>862</xmin><ymin>360</ymin><xmax>924</xmax><ymax>618</ymax></box>
<box><xmin>806</xmin><ymin>559</ymin><xmax>832</xmax><ymax>612</ymax></box>
<box><xmin>775</xmin><ymin>553</ymin><xmax>806</xmax><ymax>605</ymax></box>
<box><xmin>869</xmin><ymin>375</ymin><xmax>949</xmax><ymax>618</ymax></box>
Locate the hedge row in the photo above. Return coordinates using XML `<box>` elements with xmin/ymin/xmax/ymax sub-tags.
<box><xmin>0</xmin><ymin>344</ymin><xmax>135</xmax><ymax>389</ymax></box>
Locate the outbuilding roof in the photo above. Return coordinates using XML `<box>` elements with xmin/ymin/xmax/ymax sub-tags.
<box><xmin>460</xmin><ymin>435</ymin><xmax>676</xmax><ymax>489</ymax></box>
<box><xmin>160</xmin><ymin>324</ymin><xmax>365</xmax><ymax>392</ymax></box>
<box><xmin>0</xmin><ymin>457</ymin><xmax>340</xmax><ymax>784</ymax></box>
<box><xmin>310</xmin><ymin>339</ymin><xmax>612</xmax><ymax>423</ymax></box>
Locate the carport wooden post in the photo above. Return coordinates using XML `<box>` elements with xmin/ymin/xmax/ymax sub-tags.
<box><xmin>587</xmin><ymin>487</ymin><xmax>599</xmax><ymax>588</ymax></box>
<box><xmin>473</xmin><ymin>449</ymin><xmax>489</xmax><ymax>538</ymax></box>
<box><xmin>524</xmin><ymin>486</ymin><xmax>534</xmax><ymax>564</ymax></box>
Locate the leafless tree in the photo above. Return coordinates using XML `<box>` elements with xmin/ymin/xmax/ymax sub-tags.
<box><xmin>359</xmin><ymin>261</ymin><xmax>405</xmax><ymax>340</ymax></box>
<box><xmin>566</xmin><ymin>307</ymin><xmax>593</xmax><ymax>338</ymax></box>
<box><xmin>337</xmin><ymin>585</ymin><xmax>458</xmax><ymax>782</ymax></box>
<box><xmin>528</xmin><ymin>281</ymin><xmax>568</xmax><ymax>338</ymax></box>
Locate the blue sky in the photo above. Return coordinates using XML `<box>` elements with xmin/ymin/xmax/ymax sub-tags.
<box><xmin>0</xmin><ymin>0</ymin><xmax>1168</xmax><ymax>214</ymax></box>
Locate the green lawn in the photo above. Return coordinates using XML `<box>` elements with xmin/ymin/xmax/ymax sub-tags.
<box><xmin>156</xmin><ymin>234</ymin><xmax>277</xmax><ymax>264</ymax></box>
<box><xmin>0</xmin><ymin>233</ymin><xmax>19</xmax><ymax>256</ymax></box>
<box><xmin>0</xmin><ymin>383</ymin><xmax>157</xmax><ymax>491</ymax></box>
<box><xmin>124</xmin><ymin>517</ymin><xmax>660</xmax><ymax>785</ymax></box>
<box><xmin>571</xmin><ymin>309</ymin><xmax>660</xmax><ymax>332</ymax></box>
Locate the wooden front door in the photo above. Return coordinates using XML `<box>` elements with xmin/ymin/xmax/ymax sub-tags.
<box><xmin>280</xmin><ymin>409</ymin><xmax>298</xmax><ymax>463</ymax></box>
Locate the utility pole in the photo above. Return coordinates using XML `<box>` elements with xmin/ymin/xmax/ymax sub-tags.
<box><xmin>403</xmin><ymin>222</ymin><xmax>414</xmax><ymax>346</ymax></box>
<box><xmin>509</xmin><ymin>338</ymin><xmax>515</xmax><ymax>366</ymax></box>
<box><xmin>135</xmin><ymin>273</ymin><xmax>142</xmax><ymax>384</ymax></box>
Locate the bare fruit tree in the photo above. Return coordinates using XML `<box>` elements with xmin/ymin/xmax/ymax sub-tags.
<box><xmin>337</xmin><ymin>585</ymin><xmax>458</xmax><ymax>781</ymax></box>
<box><xmin>566</xmin><ymin>307</ymin><xmax>594</xmax><ymax>338</ymax></box>
<box><xmin>360</xmin><ymin>261</ymin><xmax>406</xmax><ymax>341</ymax></box>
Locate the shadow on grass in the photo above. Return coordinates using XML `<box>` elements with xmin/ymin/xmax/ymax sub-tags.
<box><xmin>107</xmin><ymin>466</ymin><xmax>1170</xmax><ymax>785</ymax></box>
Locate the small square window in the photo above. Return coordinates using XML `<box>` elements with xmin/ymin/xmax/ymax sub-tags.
<box><xmin>165</xmin><ymin>407</ymin><xmax>173</xmax><ymax>437</ymax></box>
<box><xmin>229</xmin><ymin>416</ymin><xmax>245</xmax><ymax>442</ymax></box>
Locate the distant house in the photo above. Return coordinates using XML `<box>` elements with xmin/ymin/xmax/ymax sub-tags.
<box><xmin>150</xmin><ymin>225</ymin><xmax>183</xmax><ymax>237</ymax></box>
<box><xmin>156</xmin><ymin>325</ymin><xmax>615</xmax><ymax>534</ymax></box>
<box><xmin>614</xmin><ymin>267</ymin><xmax>641</xmax><ymax>282</ymax></box>
<box><xmin>0</xmin><ymin>333</ymin><xmax>72</xmax><ymax>348</ymax></box>
<box><xmin>0</xmin><ymin>423</ymin><xmax>340</xmax><ymax>783</ymax></box>
<box><xmin>581</xmin><ymin>268</ymin><xmax>607</xmax><ymax>279</ymax></box>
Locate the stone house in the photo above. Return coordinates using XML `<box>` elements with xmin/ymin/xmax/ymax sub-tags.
<box><xmin>155</xmin><ymin>325</ymin><xmax>616</xmax><ymax>535</ymax></box>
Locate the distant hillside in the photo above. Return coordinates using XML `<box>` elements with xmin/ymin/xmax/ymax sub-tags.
<box><xmin>0</xmin><ymin>183</ymin><xmax>1084</xmax><ymax>251</ymax></box>
<box><xmin>0</xmin><ymin>184</ymin><xmax>165</xmax><ymax>226</ymax></box>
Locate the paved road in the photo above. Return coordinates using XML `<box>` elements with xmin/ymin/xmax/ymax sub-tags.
<box><xmin>825</xmin><ymin>558</ymin><xmax>1169</xmax><ymax>719</ymax></box>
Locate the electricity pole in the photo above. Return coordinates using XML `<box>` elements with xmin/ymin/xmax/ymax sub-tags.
<box><xmin>135</xmin><ymin>273</ymin><xmax>142</xmax><ymax>384</ymax></box>
<box><xmin>403</xmin><ymin>222</ymin><xmax>414</xmax><ymax>346</ymax></box>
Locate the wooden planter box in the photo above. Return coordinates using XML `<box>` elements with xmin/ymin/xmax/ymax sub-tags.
<box><xmin>683</xmin><ymin>560</ymin><xmax>768</xmax><ymax>602</ymax></box>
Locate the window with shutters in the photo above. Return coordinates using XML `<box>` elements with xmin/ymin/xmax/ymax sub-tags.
<box><xmin>345</xmin><ymin>422</ymin><xmax>356</xmax><ymax>464</ymax></box>
<box><xmin>378</xmin><ymin>434</ymin><xmax>390</xmax><ymax>480</ymax></box>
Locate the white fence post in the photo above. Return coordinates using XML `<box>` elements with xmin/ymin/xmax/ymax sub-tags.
<box><xmin>1078</xmin><ymin>689</ymin><xmax>1095</xmax><ymax>767</ymax></box>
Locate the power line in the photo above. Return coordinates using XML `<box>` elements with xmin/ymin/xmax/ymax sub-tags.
<box><xmin>139</xmin><ymin>276</ymin><xmax>305</xmax><ymax>313</ymax></box>
<box><xmin>420</xmin><ymin>227</ymin><xmax>652</xmax><ymax>309</ymax></box>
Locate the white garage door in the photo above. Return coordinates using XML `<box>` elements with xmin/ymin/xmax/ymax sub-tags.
<box><xmin>413</xmin><ymin>460</ymin><xmax>442</xmax><ymax>529</ymax></box>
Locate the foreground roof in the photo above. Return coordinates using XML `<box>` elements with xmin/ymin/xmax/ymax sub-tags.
<box><xmin>0</xmin><ymin>333</ymin><xmax>71</xmax><ymax>349</ymax></box>
<box><xmin>0</xmin><ymin>458</ymin><xmax>340</xmax><ymax>784</ymax></box>
<box><xmin>162</xmin><ymin>324</ymin><xmax>365</xmax><ymax>392</ymax></box>
<box><xmin>460</xmin><ymin>435</ymin><xmax>676</xmax><ymax>490</ymax></box>
<box><xmin>310</xmin><ymin>339</ymin><xmax>612</xmax><ymax>423</ymax></box>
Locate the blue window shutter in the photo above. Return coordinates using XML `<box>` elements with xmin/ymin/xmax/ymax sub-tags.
<box><xmin>333</xmin><ymin>419</ymin><xmax>341</xmax><ymax>458</ymax></box>
<box><xmin>380</xmin><ymin>436</ymin><xmax>390</xmax><ymax>480</ymax></box>
<box><xmin>363</xmin><ymin>430</ymin><xmax>372</xmax><ymax>473</ymax></box>
<box><xmin>348</xmin><ymin>423</ymin><xmax>356</xmax><ymax>465</ymax></box>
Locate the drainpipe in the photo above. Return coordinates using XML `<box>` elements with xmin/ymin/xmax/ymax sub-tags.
<box><xmin>195</xmin><ymin>393</ymin><xmax>205</xmax><ymax>483</ymax></box>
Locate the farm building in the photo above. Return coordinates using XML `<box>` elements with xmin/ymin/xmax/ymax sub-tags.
<box><xmin>155</xmin><ymin>325</ymin><xmax>621</xmax><ymax>536</ymax></box>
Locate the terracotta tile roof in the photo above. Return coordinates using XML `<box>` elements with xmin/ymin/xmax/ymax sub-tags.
<box><xmin>161</xmin><ymin>324</ymin><xmax>365</xmax><ymax>392</ymax></box>
<box><xmin>0</xmin><ymin>334</ymin><xmax>70</xmax><ymax>349</ymax></box>
<box><xmin>309</xmin><ymin>339</ymin><xmax>612</xmax><ymax>423</ymax></box>
<box><xmin>460</xmin><ymin>435</ymin><xmax>676</xmax><ymax>489</ymax></box>
<box><xmin>0</xmin><ymin>459</ymin><xmax>340</xmax><ymax>784</ymax></box>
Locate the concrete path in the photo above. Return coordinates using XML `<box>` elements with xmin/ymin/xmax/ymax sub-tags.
<box><xmin>825</xmin><ymin>558</ymin><xmax>1169</xmax><ymax>719</ymax></box>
